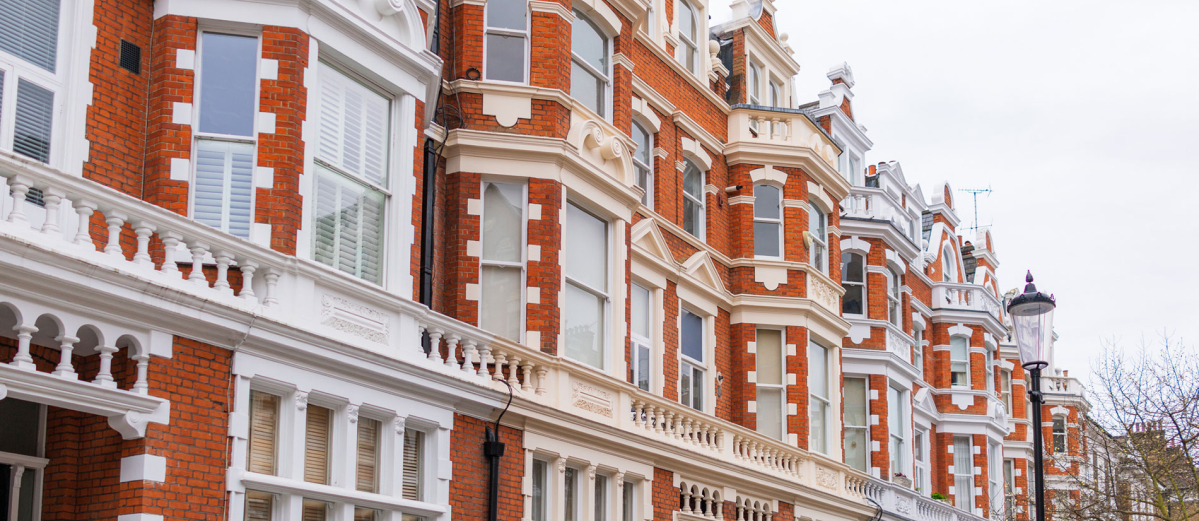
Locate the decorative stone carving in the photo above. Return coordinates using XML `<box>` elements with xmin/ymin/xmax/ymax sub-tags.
<box><xmin>810</xmin><ymin>277</ymin><xmax>839</xmax><ymax>311</ymax></box>
<box><xmin>295</xmin><ymin>391</ymin><xmax>308</xmax><ymax>411</ymax></box>
<box><xmin>320</xmin><ymin>295</ymin><xmax>390</xmax><ymax>344</ymax></box>
<box><xmin>571</xmin><ymin>382</ymin><xmax>614</xmax><ymax>417</ymax></box>
<box><xmin>347</xmin><ymin>404</ymin><xmax>359</xmax><ymax>424</ymax></box>
<box><xmin>815</xmin><ymin>466</ymin><xmax>839</xmax><ymax>491</ymax></box>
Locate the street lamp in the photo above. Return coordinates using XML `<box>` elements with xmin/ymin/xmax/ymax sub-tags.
<box><xmin>1007</xmin><ymin>271</ymin><xmax>1056</xmax><ymax>521</ymax></box>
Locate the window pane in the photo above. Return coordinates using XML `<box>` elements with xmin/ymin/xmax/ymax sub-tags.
<box><xmin>572</xmin><ymin>12</ymin><xmax>608</xmax><ymax>72</ymax></box>
<box><xmin>482</xmin><ymin>182</ymin><xmax>523</xmax><ymax>262</ymax></box>
<box><xmin>565</xmin><ymin>468</ymin><xmax>578</xmax><ymax>521</ymax></box>
<box><xmin>622</xmin><ymin>481</ymin><xmax>635</xmax><ymax>521</ymax></box>
<box><xmin>951</xmin><ymin>337</ymin><xmax>968</xmax><ymax>360</ymax></box>
<box><xmin>954</xmin><ymin>437</ymin><xmax>971</xmax><ymax>473</ymax></box>
<box><xmin>809</xmin><ymin>399</ymin><xmax>826</xmax><ymax>452</ymax></box>
<box><xmin>691</xmin><ymin>366</ymin><xmax>703</xmax><ymax>410</ymax></box>
<box><xmin>485</xmin><ymin>34</ymin><xmax>526</xmax><ymax>82</ymax></box>
<box><xmin>681</xmin><ymin>310</ymin><xmax>703</xmax><ymax>362</ymax></box>
<box><xmin>570</xmin><ymin>60</ymin><xmax>604</xmax><ymax>117</ymax></box>
<box><xmin>0</xmin><ymin>398</ymin><xmax>40</xmax><ymax>456</ymax></box>
<box><xmin>754</xmin><ymin>185</ymin><xmax>780</xmax><ymax>219</ymax></box>
<box><xmin>889</xmin><ymin>387</ymin><xmax>903</xmax><ymax>434</ymax></box>
<box><xmin>678</xmin><ymin>1</ymin><xmax>694</xmax><ymax>40</ymax></box>
<box><xmin>755</xmin><ymin>329</ymin><xmax>781</xmax><ymax>385</ymax></box>
<box><xmin>304</xmin><ymin>405</ymin><xmax>331</xmax><ymax>485</ymax></box>
<box><xmin>844</xmin><ymin>378</ymin><xmax>866</xmax><ymax>427</ymax></box>
<box><xmin>683</xmin><ymin>164</ymin><xmax>703</xmax><ymax>199</ymax></box>
<box><xmin>757</xmin><ymin>388</ymin><xmax>781</xmax><ymax>439</ymax></box>
<box><xmin>683</xmin><ymin>197</ymin><xmax>701</xmax><ymax>237</ymax></box>
<box><xmin>564</xmin><ymin>282</ymin><xmax>604</xmax><ymax>368</ymax></box>
<box><xmin>198</xmin><ymin>33</ymin><xmax>258</xmax><ymax>136</ymax></box>
<box><xmin>754</xmin><ymin>222</ymin><xmax>779</xmax><ymax>257</ymax></box>
<box><xmin>632</xmin><ymin>122</ymin><xmax>651</xmax><ymax>164</ymax></box>
<box><xmin>481</xmin><ymin>266</ymin><xmax>522</xmax><ymax>340</ymax></box>
<box><xmin>631</xmin><ymin>284</ymin><xmax>650</xmax><ymax>338</ymax></box>
<box><xmin>843</xmin><ymin>284</ymin><xmax>863</xmax><ymax>315</ymax></box>
<box><xmin>680</xmin><ymin>364</ymin><xmax>691</xmax><ymax>407</ymax></box>
<box><xmin>846</xmin><ymin>427</ymin><xmax>867</xmax><ymax>471</ymax></box>
<box><xmin>194</xmin><ymin>139</ymin><xmax>254</xmax><ymax>238</ymax></box>
<box><xmin>636</xmin><ymin>344</ymin><xmax>650</xmax><ymax>391</ymax></box>
<box><xmin>595</xmin><ymin>475</ymin><xmax>607</xmax><ymax>521</ymax></box>
<box><xmin>302</xmin><ymin>499</ymin><xmax>329</xmax><ymax>521</ymax></box>
<box><xmin>356</xmin><ymin>417</ymin><xmax>380</xmax><ymax>493</ymax></box>
<box><xmin>403</xmin><ymin>429</ymin><xmax>424</xmax><ymax>500</ymax></box>
<box><xmin>487</xmin><ymin>0</ymin><xmax>526</xmax><ymax>29</ymax></box>
<box><xmin>636</xmin><ymin>164</ymin><xmax>651</xmax><ymax>206</ymax></box>
<box><xmin>312</xmin><ymin>168</ymin><xmax>386</xmax><ymax>284</ymax></box>
<box><xmin>808</xmin><ymin>343</ymin><xmax>827</xmax><ymax>398</ymax></box>
<box><xmin>13</xmin><ymin>78</ymin><xmax>54</xmax><ymax>163</ymax></box>
<box><xmin>532</xmin><ymin>460</ymin><xmax>548</xmax><ymax>521</ymax></box>
<box><xmin>247</xmin><ymin>391</ymin><xmax>279</xmax><ymax>475</ymax></box>
<box><xmin>565</xmin><ymin>203</ymin><xmax>607</xmax><ymax>290</ymax></box>
<box><xmin>244</xmin><ymin>490</ymin><xmax>274</xmax><ymax>521</ymax></box>
<box><xmin>317</xmin><ymin>63</ymin><xmax>390</xmax><ymax>186</ymax></box>
<box><xmin>0</xmin><ymin>0</ymin><xmax>59</xmax><ymax>72</ymax></box>
<box><xmin>354</xmin><ymin>509</ymin><xmax>378</xmax><ymax>521</ymax></box>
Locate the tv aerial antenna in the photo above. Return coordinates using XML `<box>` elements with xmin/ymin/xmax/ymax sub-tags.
<box><xmin>958</xmin><ymin>186</ymin><xmax>993</xmax><ymax>233</ymax></box>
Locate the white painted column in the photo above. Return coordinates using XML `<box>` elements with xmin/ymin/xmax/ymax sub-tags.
<box><xmin>10</xmin><ymin>324</ymin><xmax>37</xmax><ymax>370</ymax></box>
<box><xmin>52</xmin><ymin>335</ymin><xmax>80</xmax><ymax>380</ymax></box>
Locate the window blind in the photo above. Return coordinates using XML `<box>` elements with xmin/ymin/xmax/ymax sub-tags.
<box><xmin>194</xmin><ymin>139</ymin><xmax>253</xmax><ymax>238</ymax></box>
<box><xmin>402</xmin><ymin>428</ymin><xmax>423</xmax><ymax>501</ymax></box>
<box><xmin>317</xmin><ymin>62</ymin><xmax>389</xmax><ymax>187</ymax></box>
<box><xmin>301</xmin><ymin>499</ymin><xmax>328</xmax><ymax>521</ymax></box>
<box><xmin>304</xmin><ymin>405</ymin><xmax>331</xmax><ymax>485</ymax></box>
<box><xmin>353</xmin><ymin>508</ymin><xmax>378</xmax><ymax>521</ymax></box>
<box><xmin>356</xmin><ymin>417</ymin><xmax>380</xmax><ymax>493</ymax></box>
<box><xmin>247</xmin><ymin>391</ymin><xmax>278</xmax><ymax>475</ymax></box>
<box><xmin>0</xmin><ymin>0</ymin><xmax>60</xmax><ymax>72</ymax></box>
<box><xmin>312</xmin><ymin>167</ymin><xmax>384</xmax><ymax>284</ymax></box>
<box><xmin>13</xmin><ymin>78</ymin><xmax>54</xmax><ymax>163</ymax></box>
<box><xmin>244</xmin><ymin>491</ymin><xmax>273</xmax><ymax>521</ymax></box>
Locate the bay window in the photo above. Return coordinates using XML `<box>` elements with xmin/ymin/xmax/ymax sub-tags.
<box><xmin>953</xmin><ymin>436</ymin><xmax>973</xmax><ymax>510</ymax></box>
<box><xmin>479</xmin><ymin>181</ymin><xmax>526</xmax><ymax>341</ymax></box>
<box><xmin>0</xmin><ymin>0</ymin><xmax>60</xmax><ymax>165</ymax></box>
<box><xmin>631</xmin><ymin>283</ymin><xmax>653</xmax><ymax>392</ymax></box>
<box><xmin>564</xmin><ymin>202</ymin><xmax>609</xmax><ymax>369</ymax></box>
<box><xmin>753</xmin><ymin>184</ymin><xmax>781</xmax><ymax>258</ymax></box>
<box><xmin>950</xmin><ymin>337</ymin><xmax>969</xmax><ymax>387</ymax></box>
<box><xmin>193</xmin><ymin>32</ymin><xmax>259</xmax><ymax>239</ymax></box>
<box><xmin>571</xmin><ymin>11</ymin><xmax>610</xmax><ymax>118</ymax></box>
<box><xmin>887</xmin><ymin>267</ymin><xmax>901</xmax><ymax>327</ymax></box>
<box><xmin>484</xmin><ymin>0</ymin><xmax>528</xmax><ymax>83</ymax></box>
<box><xmin>888</xmin><ymin>386</ymin><xmax>906</xmax><ymax>478</ymax></box>
<box><xmin>755</xmin><ymin>329</ymin><xmax>785</xmax><ymax>440</ymax></box>
<box><xmin>313</xmin><ymin>62</ymin><xmax>392</xmax><ymax>285</ymax></box>
<box><xmin>808</xmin><ymin>342</ymin><xmax>830</xmax><ymax>453</ymax></box>
<box><xmin>809</xmin><ymin>202</ymin><xmax>827</xmax><ymax>273</ymax></box>
<box><xmin>680</xmin><ymin>309</ymin><xmax>704</xmax><ymax>411</ymax></box>
<box><xmin>841</xmin><ymin>252</ymin><xmax>865</xmax><ymax>315</ymax></box>
<box><xmin>682</xmin><ymin>161</ymin><xmax>704</xmax><ymax>239</ymax></box>
<box><xmin>844</xmin><ymin>377</ymin><xmax>869</xmax><ymax>472</ymax></box>
<box><xmin>676</xmin><ymin>0</ymin><xmax>699</xmax><ymax>74</ymax></box>
<box><xmin>632</xmin><ymin>121</ymin><xmax>653</xmax><ymax>207</ymax></box>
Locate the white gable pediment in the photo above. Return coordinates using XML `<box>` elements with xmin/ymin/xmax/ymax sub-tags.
<box><xmin>630</xmin><ymin>218</ymin><xmax>675</xmax><ymax>265</ymax></box>
<box><xmin>681</xmin><ymin>251</ymin><xmax>727</xmax><ymax>295</ymax></box>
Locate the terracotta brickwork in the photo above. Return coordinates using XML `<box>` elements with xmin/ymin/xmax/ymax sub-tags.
<box><xmin>254</xmin><ymin>27</ymin><xmax>308</xmax><ymax>255</ymax></box>
<box><xmin>143</xmin><ymin>15</ymin><xmax>198</xmax><ymax>215</ymax></box>
<box><xmin>450</xmin><ymin>414</ymin><xmax>525</xmax><ymax>521</ymax></box>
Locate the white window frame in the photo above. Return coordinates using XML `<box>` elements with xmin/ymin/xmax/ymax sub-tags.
<box><xmin>754</xmin><ymin>327</ymin><xmax>786</xmax><ymax>441</ymax></box>
<box><xmin>676</xmin><ymin>0</ymin><xmax>700</xmax><ymax>75</ymax></box>
<box><xmin>914</xmin><ymin>428</ymin><xmax>929</xmax><ymax>493</ymax></box>
<box><xmin>532</xmin><ymin>458</ymin><xmax>551</xmax><ymax>521</ymax></box>
<box><xmin>809</xmin><ymin>201</ymin><xmax>828</xmax><ymax>274</ymax></box>
<box><xmin>630</xmin><ymin>281</ymin><xmax>654</xmax><ymax>392</ymax></box>
<box><xmin>990</xmin><ymin>442</ymin><xmax>1004</xmax><ymax>518</ymax></box>
<box><xmin>985</xmin><ymin>347</ymin><xmax>995</xmax><ymax>393</ymax></box>
<box><xmin>1003</xmin><ymin>458</ymin><xmax>1016</xmax><ymax>516</ymax></box>
<box><xmin>953</xmin><ymin>436</ymin><xmax>974</xmax><ymax>511</ymax></box>
<box><xmin>478</xmin><ymin>180</ymin><xmax>528</xmax><ymax>342</ymax></box>
<box><xmin>843</xmin><ymin>376</ymin><xmax>870</xmax><ymax>472</ymax></box>
<box><xmin>1001</xmin><ymin>369</ymin><xmax>1013</xmax><ymax>414</ymax></box>
<box><xmin>682</xmin><ymin>160</ymin><xmax>705</xmax><ymax>240</ymax></box>
<box><xmin>808</xmin><ymin>341</ymin><xmax>830</xmax><ymax>454</ymax></box>
<box><xmin>563</xmin><ymin>200</ymin><xmax>611</xmax><ymax>371</ymax></box>
<box><xmin>189</xmin><ymin>29</ymin><xmax>262</xmax><ymax>239</ymax></box>
<box><xmin>748</xmin><ymin>61</ymin><xmax>761</xmax><ymax>105</ymax></box>
<box><xmin>631</xmin><ymin>120</ymin><xmax>654</xmax><ymax>208</ymax></box>
<box><xmin>1053</xmin><ymin>417</ymin><xmax>1067</xmax><ymax>454</ymax></box>
<box><xmin>769</xmin><ymin>78</ymin><xmax>783</xmax><ymax>108</ymax></box>
<box><xmin>571</xmin><ymin>9</ymin><xmax>613</xmax><ymax>119</ymax></box>
<box><xmin>888</xmin><ymin>385</ymin><xmax>907</xmax><ymax>478</ymax></box>
<box><xmin>0</xmin><ymin>400</ymin><xmax>47</xmax><ymax>521</ymax></box>
<box><xmin>913</xmin><ymin>325</ymin><xmax>924</xmax><ymax>374</ymax></box>
<box><xmin>887</xmin><ymin>267</ymin><xmax>901</xmax><ymax>327</ymax></box>
<box><xmin>950</xmin><ymin>336</ymin><xmax>970</xmax><ymax>388</ymax></box>
<box><xmin>483</xmin><ymin>0</ymin><xmax>530</xmax><ymax>84</ymax></box>
<box><xmin>309</xmin><ymin>58</ymin><xmax>397</xmax><ymax>286</ymax></box>
<box><xmin>0</xmin><ymin>0</ymin><xmax>77</xmax><ymax>169</ymax></box>
<box><xmin>942</xmin><ymin>243</ymin><xmax>957</xmax><ymax>282</ymax></box>
<box><xmin>679</xmin><ymin>307</ymin><xmax>706</xmax><ymax>412</ymax></box>
<box><xmin>564</xmin><ymin>465</ymin><xmax>581</xmax><ymax>521</ymax></box>
<box><xmin>841</xmin><ymin>252</ymin><xmax>865</xmax><ymax>316</ymax></box>
<box><xmin>753</xmin><ymin>184</ymin><xmax>782</xmax><ymax>259</ymax></box>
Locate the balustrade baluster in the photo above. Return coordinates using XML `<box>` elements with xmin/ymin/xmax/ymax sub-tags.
<box><xmin>214</xmin><ymin>251</ymin><xmax>234</xmax><ymax>295</ymax></box>
<box><xmin>187</xmin><ymin>241</ymin><xmax>209</xmax><ymax>286</ymax></box>
<box><xmin>53</xmin><ymin>335</ymin><xmax>80</xmax><ymax>380</ymax></box>
<box><xmin>444</xmin><ymin>334</ymin><xmax>460</xmax><ymax>369</ymax></box>
<box><xmin>40</xmin><ymin>188</ymin><xmax>64</xmax><ymax>235</ymax></box>
<box><xmin>534</xmin><ymin>366</ymin><xmax>547</xmax><ymax>395</ymax></box>
<box><xmin>492</xmin><ymin>351</ymin><xmax>508</xmax><ymax>381</ymax></box>
<box><xmin>73</xmin><ymin>200</ymin><xmax>98</xmax><ymax>249</ymax></box>
<box><xmin>104</xmin><ymin>211</ymin><xmax>128</xmax><ymax>258</ymax></box>
<box><xmin>5</xmin><ymin>177</ymin><xmax>31</xmax><ymax>225</ymax></box>
<box><xmin>427</xmin><ymin>329</ymin><xmax>444</xmax><ymax>363</ymax></box>
<box><xmin>94</xmin><ymin>344</ymin><xmax>119</xmax><ymax>388</ymax></box>
<box><xmin>506</xmin><ymin>356</ymin><xmax>521</xmax><ymax>387</ymax></box>
<box><xmin>10</xmin><ymin>324</ymin><xmax>37</xmax><ymax>370</ymax></box>
<box><xmin>239</xmin><ymin>259</ymin><xmax>257</xmax><ymax>300</ymax></box>
<box><xmin>132</xmin><ymin>221</ymin><xmax>157</xmax><ymax>266</ymax></box>
<box><xmin>633</xmin><ymin>401</ymin><xmax>645</xmax><ymax>428</ymax></box>
<box><xmin>264</xmin><ymin>268</ymin><xmax>280</xmax><ymax>306</ymax></box>
<box><xmin>476</xmin><ymin>343</ymin><xmax>492</xmax><ymax>378</ymax></box>
<box><xmin>133</xmin><ymin>354</ymin><xmax>150</xmax><ymax>394</ymax></box>
<box><xmin>462</xmin><ymin>340</ymin><xmax>477</xmax><ymax>374</ymax></box>
<box><xmin>160</xmin><ymin>231</ymin><xmax>182</xmax><ymax>276</ymax></box>
<box><xmin>520</xmin><ymin>363</ymin><xmax>533</xmax><ymax>392</ymax></box>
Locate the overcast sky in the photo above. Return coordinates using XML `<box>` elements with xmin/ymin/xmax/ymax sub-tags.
<box><xmin>711</xmin><ymin>0</ymin><xmax>1199</xmax><ymax>382</ymax></box>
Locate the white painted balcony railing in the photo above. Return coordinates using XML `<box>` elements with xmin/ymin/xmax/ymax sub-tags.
<box><xmin>884</xmin><ymin>324</ymin><xmax>916</xmax><ymax>364</ymax></box>
<box><xmin>931</xmin><ymin>283</ymin><xmax>1002</xmax><ymax>319</ymax></box>
<box><xmin>845</xmin><ymin>475</ymin><xmax>989</xmax><ymax>521</ymax></box>
<box><xmin>0</xmin><ymin>151</ymin><xmax>874</xmax><ymax>503</ymax></box>
<box><xmin>841</xmin><ymin>187</ymin><xmax>919</xmax><ymax>244</ymax></box>
<box><xmin>1043</xmin><ymin>375</ymin><xmax>1085</xmax><ymax>399</ymax></box>
<box><xmin>727</xmin><ymin>107</ymin><xmax>840</xmax><ymax>170</ymax></box>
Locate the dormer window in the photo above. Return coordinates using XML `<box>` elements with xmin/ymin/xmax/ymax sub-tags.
<box><xmin>677</xmin><ymin>0</ymin><xmax>699</xmax><ymax>75</ymax></box>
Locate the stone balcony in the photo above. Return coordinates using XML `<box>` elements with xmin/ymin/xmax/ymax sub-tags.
<box><xmin>849</xmin><ymin>475</ymin><xmax>993</xmax><ymax>521</ymax></box>
<box><xmin>0</xmin><ymin>151</ymin><xmax>875</xmax><ymax>505</ymax></box>
<box><xmin>931</xmin><ymin>282</ymin><xmax>1003</xmax><ymax>322</ymax></box>
<box><xmin>842</xmin><ymin>186</ymin><xmax>921</xmax><ymax>246</ymax></box>
<box><xmin>724</xmin><ymin>105</ymin><xmax>849</xmax><ymax>201</ymax></box>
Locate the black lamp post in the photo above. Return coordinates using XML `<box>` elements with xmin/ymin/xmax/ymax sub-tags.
<box><xmin>1007</xmin><ymin>272</ymin><xmax>1056</xmax><ymax>521</ymax></box>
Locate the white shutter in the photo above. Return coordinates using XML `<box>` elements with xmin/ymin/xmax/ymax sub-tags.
<box><xmin>317</xmin><ymin>63</ymin><xmax>389</xmax><ymax>187</ymax></box>
<box><xmin>402</xmin><ymin>429</ymin><xmax>423</xmax><ymax>501</ymax></box>
<box><xmin>312</xmin><ymin>167</ymin><xmax>384</xmax><ymax>284</ymax></box>
<box><xmin>247</xmin><ymin>391</ymin><xmax>278</xmax><ymax>475</ymax></box>
<box><xmin>304</xmin><ymin>405</ymin><xmax>331</xmax><ymax>485</ymax></box>
<box><xmin>0</xmin><ymin>0</ymin><xmax>60</xmax><ymax>73</ymax></box>
<box><xmin>194</xmin><ymin>139</ymin><xmax>253</xmax><ymax>238</ymax></box>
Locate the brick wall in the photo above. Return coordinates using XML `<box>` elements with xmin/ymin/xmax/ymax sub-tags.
<box><xmin>450</xmin><ymin>414</ymin><xmax>525</xmax><ymax>521</ymax></box>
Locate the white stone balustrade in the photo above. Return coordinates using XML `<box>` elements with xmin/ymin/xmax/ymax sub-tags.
<box><xmin>841</xmin><ymin>186</ymin><xmax>919</xmax><ymax>244</ymax></box>
<box><xmin>932</xmin><ymin>283</ymin><xmax>1002</xmax><ymax>320</ymax></box>
<box><xmin>846</xmin><ymin>473</ymin><xmax>988</xmax><ymax>521</ymax></box>
<box><xmin>727</xmin><ymin>107</ymin><xmax>841</xmax><ymax>170</ymax></box>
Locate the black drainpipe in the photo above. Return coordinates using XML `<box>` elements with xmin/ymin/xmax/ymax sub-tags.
<box><xmin>418</xmin><ymin>0</ymin><xmax>443</xmax><ymax>308</ymax></box>
<box><xmin>486</xmin><ymin>379</ymin><xmax>514</xmax><ymax>521</ymax></box>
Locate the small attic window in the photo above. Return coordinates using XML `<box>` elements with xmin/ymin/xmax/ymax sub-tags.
<box><xmin>119</xmin><ymin>40</ymin><xmax>141</xmax><ymax>75</ymax></box>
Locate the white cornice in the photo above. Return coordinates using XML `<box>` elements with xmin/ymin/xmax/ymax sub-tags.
<box><xmin>529</xmin><ymin>0</ymin><xmax>573</xmax><ymax>19</ymax></box>
<box><xmin>444</xmin><ymin>79</ymin><xmax>573</xmax><ymax>107</ymax></box>
<box><xmin>672</xmin><ymin>111</ymin><xmax>725</xmax><ymax>154</ymax></box>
